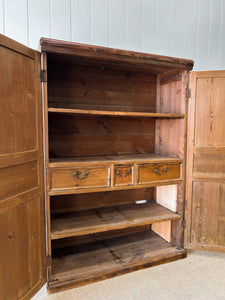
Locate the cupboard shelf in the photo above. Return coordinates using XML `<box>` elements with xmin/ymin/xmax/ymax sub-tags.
<box><xmin>48</xmin><ymin>107</ymin><xmax>185</xmax><ymax>118</ymax></box>
<box><xmin>49</xmin><ymin>153</ymin><xmax>183</xmax><ymax>168</ymax></box>
<box><xmin>48</xmin><ymin>231</ymin><xmax>186</xmax><ymax>293</ymax></box>
<box><xmin>50</xmin><ymin>202</ymin><xmax>180</xmax><ymax>240</ymax></box>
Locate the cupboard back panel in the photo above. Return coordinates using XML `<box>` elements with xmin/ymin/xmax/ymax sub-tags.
<box><xmin>50</xmin><ymin>188</ymin><xmax>155</xmax><ymax>213</ymax></box>
<box><xmin>47</xmin><ymin>59</ymin><xmax>156</xmax><ymax>112</ymax></box>
<box><xmin>49</xmin><ymin>114</ymin><xmax>155</xmax><ymax>157</ymax></box>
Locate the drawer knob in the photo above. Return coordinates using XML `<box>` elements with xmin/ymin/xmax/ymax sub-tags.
<box><xmin>154</xmin><ymin>168</ymin><xmax>167</xmax><ymax>175</ymax></box>
<box><xmin>116</xmin><ymin>170</ymin><xmax>131</xmax><ymax>178</ymax></box>
<box><xmin>73</xmin><ymin>170</ymin><xmax>89</xmax><ymax>180</ymax></box>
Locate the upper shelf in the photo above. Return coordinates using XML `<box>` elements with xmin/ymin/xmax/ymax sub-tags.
<box><xmin>48</xmin><ymin>107</ymin><xmax>185</xmax><ymax>118</ymax></box>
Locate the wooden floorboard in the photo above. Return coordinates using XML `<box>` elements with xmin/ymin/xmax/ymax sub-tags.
<box><xmin>48</xmin><ymin>231</ymin><xmax>186</xmax><ymax>293</ymax></box>
<box><xmin>51</xmin><ymin>202</ymin><xmax>180</xmax><ymax>240</ymax></box>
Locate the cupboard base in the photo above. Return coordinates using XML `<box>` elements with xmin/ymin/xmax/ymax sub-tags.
<box><xmin>48</xmin><ymin>231</ymin><xmax>186</xmax><ymax>293</ymax></box>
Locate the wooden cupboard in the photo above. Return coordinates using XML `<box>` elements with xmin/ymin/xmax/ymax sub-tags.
<box><xmin>41</xmin><ymin>37</ymin><xmax>191</xmax><ymax>293</ymax></box>
<box><xmin>0</xmin><ymin>34</ymin><xmax>224</xmax><ymax>299</ymax></box>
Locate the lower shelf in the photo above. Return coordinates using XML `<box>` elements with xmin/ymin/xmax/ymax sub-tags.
<box><xmin>51</xmin><ymin>202</ymin><xmax>180</xmax><ymax>240</ymax></box>
<box><xmin>48</xmin><ymin>231</ymin><xmax>186</xmax><ymax>293</ymax></box>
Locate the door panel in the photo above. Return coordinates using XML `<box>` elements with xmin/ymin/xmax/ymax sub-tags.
<box><xmin>0</xmin><ymin>34</ymin><xmax>46</xmax><ymax>299</ymax></box>
<box><xmin>191</xmin><ymin>182</ymin><xmax>225</xmax><ymax>246</ymax></box>
<box><xmin>186</xmin><ymin>71</ymin><xmax>225</xmax><ymax>252</ymax></box>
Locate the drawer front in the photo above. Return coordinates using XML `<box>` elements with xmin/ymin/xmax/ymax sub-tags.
<box><xmin>114</xmin><ymin>165</ymin><xmax>134</xmax><ymax>187</ymax></box>
<box><xmin>137</xmin><ymin>163</ymin><xmax>181</xmax><ymax>184</ymax></box>
<box><xmin>51</xmin><ymin>166</ymin><xmax>110</xmax><ymax>190</ymax></box>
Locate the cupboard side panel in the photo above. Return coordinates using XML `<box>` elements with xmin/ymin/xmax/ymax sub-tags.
<box><xmin>155</xmin><ymin>71</ymin><xmax>187</xmax><ymax>248</ymax></box>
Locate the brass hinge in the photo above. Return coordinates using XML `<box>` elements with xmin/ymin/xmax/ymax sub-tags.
<box><xmin>46</xmin><ymin>255</ymin><xmax>52</xmax><ymax>267</ymax></box>
<box><xmin>186</xmin><ymin>88</ymin><xmax>191</xmax><ymax>99</ymax></box>
<box><xmin>181</xmin><ymin>220</ymin><xmax>186</xmax><ymax>229</ymax></box>
<box><xmin>40</xmin><ymin>69</ymin><xmax>47</xmax><ymax>82</ymax></box>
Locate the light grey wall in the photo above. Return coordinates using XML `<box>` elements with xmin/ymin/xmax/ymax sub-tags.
<box><xmin>1</xmin><ymin>0</ymin><xmax>225</xmax><ymax>70</ymax></box>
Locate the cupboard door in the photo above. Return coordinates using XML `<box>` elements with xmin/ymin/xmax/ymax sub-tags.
<box><xmin>186</xmin><ymin>71</ymin><xmax>225</xmax><ymax>252</ymax></box>
<box><xmin>0</xmin><ymin>34</ymin><xmax>46</xmax><ymax>299</ymax></box>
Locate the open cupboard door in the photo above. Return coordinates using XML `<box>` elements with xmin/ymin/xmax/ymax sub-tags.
<box><xmin>0</xmin><ymin>34</ymin><xmax>46</xmax><ymax>299</ymax></box>
<box><xmin>185</xmin><ymin>71</ymin><xmax>225</xmax><ymax>252</ymax></box>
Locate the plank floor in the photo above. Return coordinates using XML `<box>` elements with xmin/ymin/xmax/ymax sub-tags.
<box><xmin>48</xmin><ymin>231</ymin><xmax>186</xmax><ymax>293</ymax></box>
<box><xmin>51</xmin><ymin>202</ymin><xmax>180</xmax><ymax>240</ymax></box>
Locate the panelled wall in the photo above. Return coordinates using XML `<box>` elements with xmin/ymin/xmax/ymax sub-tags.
<box><xmin>0</xmin><ymin>0</ymin><xmax>225</xmax><ymax>70</ymax></box>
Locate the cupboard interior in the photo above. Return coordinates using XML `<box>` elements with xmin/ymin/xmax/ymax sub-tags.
<box><xmin>45</xmin><ymin>51</ymin><xmax>186</xmax><ymax>291</ymax></box>
<box><xmin>49</xmin><ymin>186</ymin><xmax>182</xmax><ymax>290</ymax></box>
<box><xmin>47</xmin><ymin>53</ymin><xmax>185</xmax><ymax>160</ymax></box>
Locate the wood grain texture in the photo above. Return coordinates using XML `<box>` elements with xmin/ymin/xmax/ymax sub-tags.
<box><xmin>0</xmin><ymin>189</ymin><xmax>44</xmax><ymax>299</ymax></box>
<box><xmin>155</xmin><ymin>70</ymin><xmax>187</xmax><ymax>248</ymax></box>
<box><xmin>0</xmin><ymin>45</ymin><xmax>37</xmax><ymax>155</ymax></box>
<box><xmin>51</xmin><ymin>166</ymin><xmax>110</xmax><ymax>190</ymax></box>
<box><xmin>51</xmin><ymin>225</ymin><xmax>152</xmax><ymax>250</ymax></box>
<box><xmin>114</xmin><ymin>165</ymin><xmax>134</xmax><ymax>187</ymax></box>
<box><xmin>48</xmin><ymin>111</ymin><xmax>156</xmax><ymax>158</ymax></box>
<box><xmin>48</xmin><ymin>231</ymin><xmax>186</xmax><ymax>293</ymax></box>
<box><xmin>49</xmin><ymin>154</ymin><xmax>183</xmax><ymax>168</ymax></box>
<box><xmin>48</xmin><ymin>108</ymin><xmax>184</xmax><ymax>118</ymax></box>
<box><xmin>186</xmin><ymin>71</ymin><xmax>225</xmax><ymax>251</ymax></box>
<box><xmin>40</xmin><ymin>38</ymin><xmax>194</xmax><ymax>71</ymax></box>
<box><xmin>152</xmin><ymin>220</ymin><xmax>171</xmax><ymax>242</ymax></box>
<box><xmin>195</xmin><ymin>77</ymin><xmax>225</xmax><ymax>147</ymax></box>
<box><xmin>0</xmin><ymin>150</ymin><xmax>38</xmax><ymax>169</ymax></box>
<box><xmin>0</xmin><ymin>34</ymin><xmax>45</xmax><ymax>299</ymax></box>
<box><xmin>191</xmin><ymin>182</ymin><xmax>225</xmax><ymax>246</ymax></box>
<box><xmin>42</xmin><ymin>40</ymin><xmax>191</xmax><ymax>288</ymax></box>
<box><xmin>51</xmin><ymin>202</ymin><xmax>180</xmax><ymax>240</ymax></box>
<box><xmin>49</xmin><ymin>156</ymin><xmax>183</xmax><ymax>195</ymax></box>
<box><xmin>47</xmin><ymin>58</ymin><xmax>157</xmax><ymax>113</ymax></box>
<box><xmin>0</xmin><ymin>162</ymin><xmax>38</xmax><ymax>201</ymax></box>
<box><xmin>138</xmin><ymin>163</ymin><xmax>181</xmax><ymax>184</ymax></box>
<box><xmin>49</xmin><ymin>133</ymin><xmax>155</xmax><ymax>158</ymax></box>
<box><xmin>50</xmin><ymin>188</ymin><xmax>155</xmax><ymax>214</ymax></box>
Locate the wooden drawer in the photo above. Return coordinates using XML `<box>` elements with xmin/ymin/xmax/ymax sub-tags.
<box><xmin>50</xmin><ymin>166</ymin><xmax>110</xmax><ymax>191</ymax></box>
<box><xmin>114</xmin><ymin>165</ymin><xmax>134</xmax><ymax>187</ymax></box>
<box><xmin>137</xmin><ymin>163</ymin><xmax>181</xmax><ymax>184</ymax></box>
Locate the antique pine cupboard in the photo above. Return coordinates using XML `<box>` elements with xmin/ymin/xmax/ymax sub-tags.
<box><xmin>0</xmin><ymin>34</ymin><xmax>225</xmax><ymax>299</ymax></box>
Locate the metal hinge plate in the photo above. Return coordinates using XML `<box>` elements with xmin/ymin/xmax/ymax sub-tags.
<box><xmin>186</xmin><ymin>88</ymin><xmax>191</xmax><ymax>99</ymax></box>
<box><xmin>181</xmin><ymin>220</ymin><xmax>186</xmax><ymax>229</ymax></box>
<box><xmin>40</xmin><ymin>69</ymin><xmax>47</xmax><ymax>82</ymax></box>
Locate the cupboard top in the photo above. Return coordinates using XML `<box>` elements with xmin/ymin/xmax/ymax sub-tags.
<box><xmin>40</xmin><ymin>38</ymin><xmax>194</xmax><ymax>73</ymax></box>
